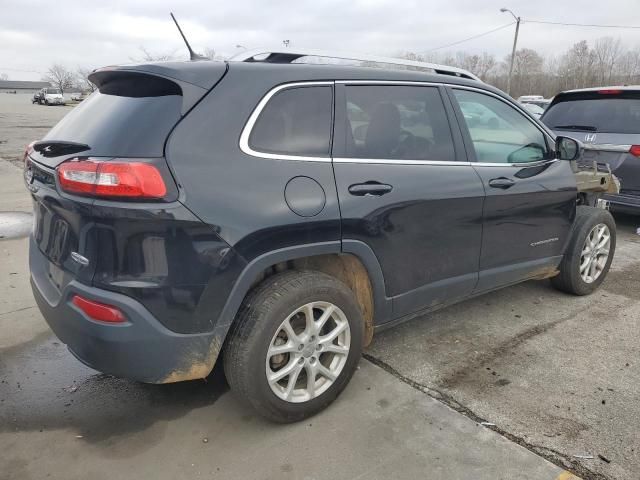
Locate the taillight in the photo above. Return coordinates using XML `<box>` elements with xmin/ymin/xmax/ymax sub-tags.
<box><xmin>630</xmin><ymin>145</ymin><xmax>640</xmax><ymax>157</ymax></box>
<box><xmin>72</xmin><ymin>295</ymin><xmax>126</xmax><ymax>323</ymax></box>
<box><xmin>57</xmin><ymin>159</ymin><xmax>167</xmax><ymax>199</ymax></box>
<box><xmin>598</xmin><ymin>89</ymin><xmax>622</xmax><ymax>95</ymax></box>
<box><xmin>23</xmin><ymin>141</ymin><xmax>35</xmax><ymax>163</ymax></box>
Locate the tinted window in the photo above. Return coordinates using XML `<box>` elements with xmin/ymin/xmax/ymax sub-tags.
<box><xmin>454</xmin><ymin>89</ymin><xmax>551</xmax><ymax>164</ymax></box>
<box><xmin>542</xmin><ymin>97</ymin><xmax>640</xmax><ymax>134</ymax></box>
<box><xmin>343</xmin><ymin>85</ymin><xmax>455</xmax><ymax>161</ymax></box>
<box><xmin>44</xmin><ymin>90</ymin><xmax>183</xmax><ymax>157</ymax></box>
<box><xmin>249</xmin><ymin>86</ymin><xmax>332</xmax><ymax>157</ymax></box>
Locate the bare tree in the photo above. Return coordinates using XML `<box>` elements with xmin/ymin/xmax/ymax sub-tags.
<box><xmin>593</xmin><ymin>37</ymin><xmax>622</xmax><ymax>84</ymax></box>
<box><xmin>0</xmin><ymin>73</ymin><xmax>8</xmax><ymax>81</ymax></box>
<box><xmin>44</xmin><ymin>64</ymin><xmax>75</xmax><ymax>94</ymax></box>
<box><xmin>131</xmin><ymin>46</ymin><xmax>179</xmax><ymax>62</ymax></box>
<box><xmin>616</xmin><ymin>47</ymin><xmax>640</xmax><ymax>84</ymax></box>
<box><xmin>76</xmin><ymin>67</ymin><xmax>96</xmax><ymax>93</ymax></box>
<box><xmin>401</xmin><ymin>36</ymin><xmax>637</xmax><ymax>98</ymax></box>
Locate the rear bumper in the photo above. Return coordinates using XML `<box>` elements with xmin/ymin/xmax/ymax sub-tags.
<box><xmin>603</xmin><ymin>193</ymin><xmax>640</xmax><ymax>214</ymax></box>
<box><xmin>30</xmin><ymin>241</ymin><xmax>223</xmax><ymax>384</ymax></box>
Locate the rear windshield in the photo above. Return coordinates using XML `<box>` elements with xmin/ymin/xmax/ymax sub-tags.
<box><xmin>542</xmin><ymin>96</ymin><xmax>640</xmax><ymax>134</ymax></box>
<box><xmin>44</xmin><ymin>84</ymin><xmax>182</xmax><ymax>157</ymax></box>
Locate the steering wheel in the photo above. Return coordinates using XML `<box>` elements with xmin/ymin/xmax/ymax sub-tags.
<box><xmin>392</xmin><ymin>131</ymin><xmax>433</xmax><ymax>159</ymax></box>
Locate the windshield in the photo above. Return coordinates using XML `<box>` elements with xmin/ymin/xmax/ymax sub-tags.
<box><xmin>47</xmin><ymin>89</ymin><xmax>61</xmax><ymax>94</ymax></box>
<box><xmin>542</xmin><ymin>97</ymin><xmax>640</xmax><ymax>133</ymax></box>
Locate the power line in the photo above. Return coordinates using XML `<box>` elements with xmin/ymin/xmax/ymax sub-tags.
<box><xmin>426</xmin><ymin>22</ymin><xmax>515</xmax><ymax>52</ymax></box>
<box><xmin>526</xmin><ymin>20</ymin><xmax>640</xmax><ymax>29</ymax></box>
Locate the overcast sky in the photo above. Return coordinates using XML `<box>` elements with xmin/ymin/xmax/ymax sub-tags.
<box><xmin>2</xmin><ymin>0</ymin><xmax>640</xmax><ymax>81</ymax></box>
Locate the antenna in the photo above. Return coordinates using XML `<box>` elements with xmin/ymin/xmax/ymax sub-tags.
<box><xmin>170</xmin><ymin>12</ymin><xmax>208</xmax><ymax>61</ymax></box>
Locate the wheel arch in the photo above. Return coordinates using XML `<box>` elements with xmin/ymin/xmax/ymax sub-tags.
<box><xmin>217</xmin><ymin>241</ymin><xmax>390</xmax><ymax>348</ymax></box>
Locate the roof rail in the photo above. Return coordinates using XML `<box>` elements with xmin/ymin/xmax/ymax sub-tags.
<box><xmin>229</xmin><ymin>48</ymin><xmax>481</xmax><ymax>81</ymax></box>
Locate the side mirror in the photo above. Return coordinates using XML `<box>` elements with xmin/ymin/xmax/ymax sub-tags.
<box><xmin>555</xmin><ymin>136</ymin><xmax>582</xmax><ymax>161</ymax></box>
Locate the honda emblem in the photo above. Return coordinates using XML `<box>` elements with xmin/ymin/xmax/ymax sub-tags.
<box><xmin>584</xmin><ymin>133</ymin><xmax>597</xmax><ymax>143</ymax></box>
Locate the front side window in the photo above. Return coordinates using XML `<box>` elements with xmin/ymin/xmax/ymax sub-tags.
<box><xmin>453</xmin><ymin>89</ymin><xmax>551</xmax><ymax>164</ymax></box>
<box><xmin>343</xmin><ymin>85</ymin><xmax>455</xmax><ymax>161</ymax></box>
<box><xmin>248</xmin><ymin>86</ymin><xmax>332</xmax><ymax>157</ymax></box>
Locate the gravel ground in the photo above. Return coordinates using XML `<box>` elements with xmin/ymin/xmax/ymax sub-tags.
<box><xmin>0</xmin><ymin>93</ymin><xmax>73</xmax><ymax>165</ymax></box>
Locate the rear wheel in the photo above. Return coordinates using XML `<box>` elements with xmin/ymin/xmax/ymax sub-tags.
<box><xmin>223</xmin><ymin>270</ymin><xmax>363</xmax><ymax>423</ymax></box>
<box><xmin>551</xmin><ymin>206</ymin><xmax>616</xmax><ymax>295</ymax></box>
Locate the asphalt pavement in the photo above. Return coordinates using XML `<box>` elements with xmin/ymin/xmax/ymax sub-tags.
<box><xmin>2</xmin><ymin>93</ymin><xmax>638</xmax><ymax>479</ymax></box>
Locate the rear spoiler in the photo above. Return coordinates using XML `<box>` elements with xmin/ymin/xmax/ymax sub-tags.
<box><xmin>88</xmin><ymin>63</ymin><xmax>228</xmax><ymax>115</ymax></box>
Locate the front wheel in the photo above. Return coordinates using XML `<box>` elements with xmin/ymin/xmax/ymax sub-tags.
<box><xmin>551</xmin><ymin>206</ymin><xmax>616</xmax><ymax>295</ymax></box>
<box><xmin>223</xmin><ymin>270</ymin><xmax>364</xmax><ymax>423</ymax></box>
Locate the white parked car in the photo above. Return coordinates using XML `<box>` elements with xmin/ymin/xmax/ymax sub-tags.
<box><xmin>520</xmin><ymin>102</ymin><xmax>545</xmax><ymax>119</ymax></box>
<box><xmin>517</xmin><ymin>94</ymin><xmax>544</xmax><ymax>102</ymax></box>
<box><xmin>41</xmin><ymin>87</ymin><xmax>65</xmax><ymax>106</ymax></box>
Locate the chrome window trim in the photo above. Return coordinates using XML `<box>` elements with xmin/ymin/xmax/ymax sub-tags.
<box><xmin>334</xmin><ymin>158</ymin><xmax>471</xmax><ymax>166</ymax></box>
<box><xmin>239</xmin><ymin>81</ymin><xmax>334</xmax><ymax>162</ymax></box>
<box><xmin>239</xmin><ymin>80</ymin><xmax>562</xmax><ymax>167</ymax></box>
<box><xmin>448</xmin><ymin>85</ymin><xmax>560</xmax><ymax>168</ymax></box>
<box><xmin>472</xmin><ymin>159</ymin><xmax>559</xmax><ymax>168</ymax></box>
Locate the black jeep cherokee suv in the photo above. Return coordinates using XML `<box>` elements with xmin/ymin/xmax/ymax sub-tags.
<box><xmin>26</xmin><ymin>54</ymin><xmax>616</xmax><ymax>422</ymax></box>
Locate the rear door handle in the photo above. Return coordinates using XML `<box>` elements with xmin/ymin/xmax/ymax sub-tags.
<box><xmin>488</xmin><ymin>177</ymin><xmax>515</xmax><ymax>189</ymax></box>
<box><xmin>348</xmin><ymin>182</ymin><xmax>393</xmax><ymax>196</ymax></box>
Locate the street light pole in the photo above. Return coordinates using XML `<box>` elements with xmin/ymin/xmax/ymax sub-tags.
<box><xmin>501</xmin><ymin>8</ymin><xmax>520</xmax><ymax>96</ymax></box>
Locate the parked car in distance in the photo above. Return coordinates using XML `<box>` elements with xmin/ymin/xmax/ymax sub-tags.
<box><xmin>541</xmin><ymin>86</ymin><xmax>640</xmax><ymax>213</ymax></box>
<box><xmin>517</xmin><ymin>94</ymin><xmax>544</xmax><ymax>102</ymax></box>
<box><xmin>520</xmin><ymin>102</ymin><xmax>545</xmax><ymax>118</ymax></box>
<box><xmin>40</xmin><ymin>87</ymin><xmax>65</xmax><ymax>105</ymax></box>
<box><xmin>26</xmin><ymin>50</ymin><xmax>617</xmax><ymax>423</ymax></box>
<box><xmin>70</xmin><ymin>92</ymin><xmax>85</xmax><ymax>101</ymax></box>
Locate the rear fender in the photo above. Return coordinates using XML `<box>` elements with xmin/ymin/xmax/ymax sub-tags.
<box><xmin>215</xmin><ymin>240</ymin><xmax>391</xmax><ymax>345</ymax></box>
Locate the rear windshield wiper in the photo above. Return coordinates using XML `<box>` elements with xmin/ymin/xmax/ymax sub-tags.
<box><xmin>552</xmin><ymin>124</ymin><xmax>598</xmax><ymax>131</ymax></box>
<box><xmin>33</xmin><ymin>141</ymin><xmax>90</xmax><ymax>157</ymax></box>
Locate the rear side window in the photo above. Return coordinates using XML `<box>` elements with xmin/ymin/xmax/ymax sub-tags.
<box><xmin>342</xmin><ymin>85</ymin><xmax>455</xmax><ymax>161</ymax></box>
<box><xmin>542</xmin><ymin>96</ymin><xmax>640</xmax><ymax>134</ymax></box>
<box><xmin>248</xmin><ymin>86</ymin><xmax>333</xmax><ymax>157</ymax></box>
<box><xmin>45</xmin><ymin>73</ymin><xmax>183</xmax><ymax>157</ymax></box>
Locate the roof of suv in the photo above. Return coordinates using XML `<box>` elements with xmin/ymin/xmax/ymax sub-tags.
<box><xmin>559</xmin><ymin>85</ymin><xmax>640</xmax><ymax>94</ymax></box>
<box><xmin>92</xmin><ymin>59</ymin><xmax>496</xmax><ymax>95</ymax></box>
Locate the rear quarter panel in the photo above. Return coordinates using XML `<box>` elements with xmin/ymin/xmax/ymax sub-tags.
<box><xmin>165</xmin><ymin>69</ymin><xmax>342</xmax><ymax>263</ymax></box>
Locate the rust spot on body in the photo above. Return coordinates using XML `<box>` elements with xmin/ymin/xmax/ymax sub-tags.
<box><xmin>160</xmin><ymin>337</ymin><xmax>222</xmax><ymax>384</ymax></box>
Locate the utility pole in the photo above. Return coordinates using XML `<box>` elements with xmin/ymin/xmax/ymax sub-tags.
<box><xmin>500</xmin><ymin>8</ymin><xmax>520</xmax><ymax>96</ymax></box>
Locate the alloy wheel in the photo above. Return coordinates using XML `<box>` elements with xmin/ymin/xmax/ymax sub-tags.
<box><xmin>580</xmin><ymin>223</ymin><xmax>611</xmax><ymax>284</ymax></box>
<box><xmin>265</xmin><ymin>301</ymin><xmax>351</xmax><ymax>403</ymax></box>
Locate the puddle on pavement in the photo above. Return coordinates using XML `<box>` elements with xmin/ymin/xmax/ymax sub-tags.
<box><xmin>0</xmin><ymin>211</ymin><xmax>32</xmax><ymax>240</ymax></box>
<box><xmin>0</xmin><ymin>335</ymin><xmax>229</xmax><ymax>453</ymax></box>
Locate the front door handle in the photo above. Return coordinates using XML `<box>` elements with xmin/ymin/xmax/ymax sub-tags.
<box><xmin>348</xmin><ymin>182</ymin><xmax>393</xmax><ymax>196</ymax></box>
<box><xmin>488</xmin><ymin>177</ymin><xmax>515</xmax><ymax>189</ymax></box>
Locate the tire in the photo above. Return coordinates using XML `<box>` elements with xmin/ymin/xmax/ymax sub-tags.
<box><xmin>551</xmin><ymin>206</ymin><xmax>616</xmax><ymax>295</ymax></box>
<box><xmin>223</xmin><ymin>270</ymin><xmax>364</xmax><ymax>423</ymax></box>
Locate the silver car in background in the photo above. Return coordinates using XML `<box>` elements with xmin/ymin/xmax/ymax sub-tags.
<box><xmin>541</xmin><ymin>86</ymin><xmax>640</xmax><ymax>214</ymax></box>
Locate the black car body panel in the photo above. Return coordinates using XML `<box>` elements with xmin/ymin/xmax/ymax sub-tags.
<box><xmin>29</xmin><ymin>59</ymin><xmax>580</xmax><ymax>383</ymax></box>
